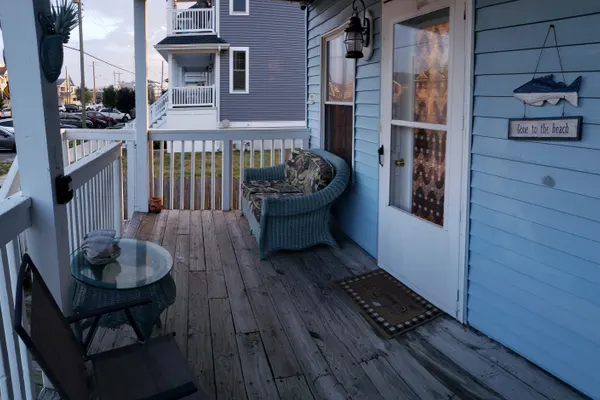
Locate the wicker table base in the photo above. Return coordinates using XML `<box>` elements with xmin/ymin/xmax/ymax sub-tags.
<box><xmin>71</xmin><ymin>273</ymin><xmax>176</xmax><ymax>339</ymax></box>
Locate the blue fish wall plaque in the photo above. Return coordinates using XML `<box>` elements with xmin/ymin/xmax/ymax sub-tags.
<box><xmin>513</xmin><ymin>74</ymin><xmax>582</xmax><ymax>107</ymax></box>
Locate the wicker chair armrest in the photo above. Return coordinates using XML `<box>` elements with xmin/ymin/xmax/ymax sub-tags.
<box><xmin>243</xmin><ymin>164</ymin><xmax>286</xmax><ymax>181</ymax></box>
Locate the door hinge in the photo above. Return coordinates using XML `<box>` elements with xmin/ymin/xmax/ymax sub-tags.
<box><xmin>463</xmin><ymin>3</ymin><xmax>467</xmax><ymax>20</ymax></box>
<box><xmin>378</xmin><ymin>145</ymin><xmax>384</xmax><ymax>167</ymax></box>
<box><xmin>456</xmin><ymin>289</ymin><xmax>460</xmax><ymax>302</ymax></box>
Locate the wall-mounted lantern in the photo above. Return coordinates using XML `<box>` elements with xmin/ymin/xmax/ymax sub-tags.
<box><xmin>344</xmin><ymin>0</ymin><xmax>373</xmax><ymax>61</ymax></box>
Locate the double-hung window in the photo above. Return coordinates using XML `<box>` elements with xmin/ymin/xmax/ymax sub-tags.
<box><xmin>230</xmin><ymin>0</ymin><xmax>249</xmax><ymax>15</ymax></box>
<box><xmin>230</xmin><ymin>48</ymin><xmax>249</xmax><ymax>94</ymax></box>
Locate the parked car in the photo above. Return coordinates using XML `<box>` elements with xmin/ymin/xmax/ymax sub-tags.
<box><xmin>59</xmin><ymin>113</ymin><xmax>93</xmax><ymax>129</ymax></box>
<box><xmin>58</xmin><ymin>105</ymin><xmax>66</xmax><ymax>112</ymax></box>
<box><xmin>100</xmin><ymin>108</ymin><xmax>130</xmax><ymax>122</ymax></box>
<box><xmin>86</xmin><ymin>111</ymin><xmax>117</xmax><ymax>126</ymax></box>
<box><xmin>0</xmin><ymin>127</ymin><xmax>15</xmax><ymax>151</ymax></box>
<box><xmin>74</xmin><ymin>113</ymin><xmax>107</xmax><ymax>129</ymax></box>
<box><xmin>60</xmin><ymin>122</ymin><xmax>78</xmax><ymax>129</ymax></box>
<box><xmin>0</xmin><ymin>118</ymin><xmax>15</xmax><ymax>133</ymax></box>
<box><xmin>64</xmin><ymin>104</ymin><xmax>79</xmax><ymax>113</ymax></box>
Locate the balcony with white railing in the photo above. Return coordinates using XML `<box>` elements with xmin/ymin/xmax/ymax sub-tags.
<box><xmin>171</xmin><ymin>86</ymin><xmax>215</xmax><ymax>107</ymax></box>
<box><xmin>168</xmin><ymin>8</ymin><xmax>215</xmax><ymax>34</ymax></box>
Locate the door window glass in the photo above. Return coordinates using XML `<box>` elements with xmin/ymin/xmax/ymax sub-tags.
<box><xmin>389</xmin><ymin>8</ymin><xmax>450</xmax><ymax>227</ymax></box>
<box><xmin>392</xmin><ymin>8</ymin><xmax>449</xmax><ymax>124</ymax></box>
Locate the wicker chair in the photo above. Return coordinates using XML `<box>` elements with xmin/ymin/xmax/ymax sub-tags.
<box><xmin>241</xmin><ymin>149</ymin><xmax>350</xmax><ymax>259</ymax></box>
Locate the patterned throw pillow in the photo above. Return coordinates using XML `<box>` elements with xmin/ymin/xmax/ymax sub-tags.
<box><xmin>284</xmin><ymin>150</ymin><xmax>334</xmax><ymax>194</ymax></box>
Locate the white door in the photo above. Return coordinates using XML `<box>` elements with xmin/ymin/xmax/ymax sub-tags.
<box><xmin>378</xmin><ymin>0</ymin><xmax>468</xmax><ymax>317</ymax></box>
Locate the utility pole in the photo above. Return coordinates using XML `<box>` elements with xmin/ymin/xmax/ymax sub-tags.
<box><xmin>91</xmin><ymin>61</ymin><xmax>96</xmax><ymax>105</ymax></box>
<box><xmin>74</xmin><ymin>0</ymin><xmax>86</xmax><ymax>127</ymax></box>
<box><xmin>64</xmin><ymin>66</ymin><xmax>69</xmax><ymax>105</ymax></box>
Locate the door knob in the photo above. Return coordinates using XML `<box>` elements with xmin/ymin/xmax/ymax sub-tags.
<box><xmin>394</xmin><ymin>159</ymin><xmax>405</xmax><ymax>167</ymax></box>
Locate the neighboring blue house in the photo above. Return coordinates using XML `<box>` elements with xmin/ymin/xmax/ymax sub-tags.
<box><xmin>304</xmin><ymin>0</ymin><xmax>600</xmax><ymax>397</ymax></box>
<box><xmin>153</xmin><ymin>0</ymin><xmax>305</xmax><ymax>130</ymax></box>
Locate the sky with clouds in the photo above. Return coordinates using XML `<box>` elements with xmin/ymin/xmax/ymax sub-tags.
<box><xmin>0</xmin><ymin>0</ymin><xmax>168</xmax><ymax>88</ymax></box>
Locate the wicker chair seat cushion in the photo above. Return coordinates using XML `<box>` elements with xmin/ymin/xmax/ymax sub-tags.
<box><xmin>248</xmin><ymin>192</ymin><xmax>304</xmax><ymax>220</ymax></box>
<box><xmin>284</xmin><ymin>150</ymin><xmax>334</xmax><ymax>194</ymax></box>
<box><xmin>241</xmin><ymin>180</ymin><xmax>302</xmax><ymax>200</ymax></box>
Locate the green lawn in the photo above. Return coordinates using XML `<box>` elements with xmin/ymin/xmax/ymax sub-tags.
<box><xmin>124</xmin><ymin>149</ymin><xmax>291</xmax><ymax>179</ymax></box>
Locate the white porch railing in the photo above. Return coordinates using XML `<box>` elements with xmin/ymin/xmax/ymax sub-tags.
<box><xmin>171</xmin><ymin>86</ymin><xmax>215</xmax><ymax>107</ymax></box>
<box><xmin>149</xmin><ymin>128</ymin><xmax>310</xmax><ymax>210</ymax></box>
<box><xmin>63</xmin><ymin>142</ymin><xmax>124</xmax><ymax>253</ymax></box>
<box><xmin>0</xmin><ymin>194</ymin><xmax>34</xmax><ymax>400</ymax></box>
<box><xmin>170</xmin><ymin>8</ymin><xmax>215</xmax><ymax>34</ymax></box>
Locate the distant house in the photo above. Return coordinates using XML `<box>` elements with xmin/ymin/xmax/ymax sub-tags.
<box><xmin>151</xmin><ymin>0</ymin><xmax>305</xmax><ymax>130</ymax></box>
<box><xmin>57</xmin><ymin>75</ymin><xmax>77</xmax><ymax>105</ymax></box>
<box><xmin>0</xmin><ymin>65</ymin><xmax>10</xmax><ymax>108</ymax></box>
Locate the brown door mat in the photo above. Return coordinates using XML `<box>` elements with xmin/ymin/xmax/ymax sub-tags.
<box><xmin>336</xmin><ymin>269</ymin><xmax>442</xmax><ymax>339</ymax></box>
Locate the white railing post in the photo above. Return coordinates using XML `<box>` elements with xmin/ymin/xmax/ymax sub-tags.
<box><xmin>222</xmin><ymin>139</ymin><xmax>232</xmax><ymax>211</ymax></box>
<box><xmin>0</xmin><ymin>0</ymin><xmax>71</xmax><ymax>316</ymax></box>
<box><xmin>126</xmin><ymin>141</ymin><xmax>136</xmax><ymax>219</ymax></box>
<box><xmin>113</xmin><ymin>155</ymin><xmax>123</xmax><ymax>236</ymax></box>
<box><xmin>134</xmin><ymin>0</ymin><xmax>150</xmax><ymax>214</ymax></box>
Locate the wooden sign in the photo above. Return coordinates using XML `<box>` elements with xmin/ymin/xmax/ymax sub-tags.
<box><xmin>508</xmin><ymin>117</ymin><xmax>582</xmax><ymax>141</ymax></box>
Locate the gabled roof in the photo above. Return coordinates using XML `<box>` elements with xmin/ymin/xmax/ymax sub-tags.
<box><xmin>57</xmin><ymin>77</ymin><xmax>75</xmax><ymax>86</ymax></box>
<box><xmin>155</xmin><ymin>35</ymin><xmax>228</xmax><ymax>47</ymax></box>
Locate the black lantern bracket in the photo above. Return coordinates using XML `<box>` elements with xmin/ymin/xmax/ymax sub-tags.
<box><xmin>345</xmin><ymin>0</ymin><xmax>373</xmax><ymax>61</ymax></box>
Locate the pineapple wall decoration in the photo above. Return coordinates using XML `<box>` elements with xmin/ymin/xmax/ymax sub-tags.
<box><xmin>39</xmin><ymin>0</ymin><xmax>79</xmax><ymax>82</ymax></box>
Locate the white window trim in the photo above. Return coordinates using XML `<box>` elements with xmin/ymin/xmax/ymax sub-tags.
<box><xmin>229</xmin><ymin>47</ymin><xmax>249</xmax><ymax>94</ymax></box>
<box><xmin>229</xmin><ymin>0</ymin><xmax>249</xmax><ymax>16</ymax></box>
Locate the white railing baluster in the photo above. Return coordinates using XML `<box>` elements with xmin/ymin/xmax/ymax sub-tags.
<box><xmin>169</xmin><ymin>141</ymin><xmax>175</xmax><ymax>209</ymax></box>
<box><xmin>190</xmin><ymin>141</ymin><xmax>196</xmax><ymax>210</ymax></box>
<box><xmin>74</xmin><ymin>188</ymin><xmax>82</xmax><ymax>248</ymax></box>
<box><xmin>270</xmin><ymin>140</ymin><xmax>275</xmax><ymax>166</ymax></box>
<box><xmin>280</xmin><ymin>139</ymin><xmax>285</xmax><ymax>164</ymax></box>
<box><xmin>113</xmin><ymin>155</ymin><xmax>123</xmax><ymax>236</ymax></box>
<box><xmin>250</xmin><ymin>141</ymin><xmax>255</xmax><ymax>168</ymax></box>
<box><xmin>159</xmin><ymin>141</ymin><xmax>165</xmax><ymax>201</ymax></box>
<box><xmin>222</xmin><ymin>140</ymin><xmax>231</xmax><ymax>211</ymax></box>
<box><xmin>260</xmin><ymin>140</ymin><xmax>264</xmax><ymax>168</ymax></box>
<box><xmin>201</xmin><ymin>141</ymin><xmax>206</xmax><ymax>210</ymax></box>
<box><xmin>211</xmin><ymin>141</ymin><xmax>216</xmax><ymax>210</ymax></box>
<box><xmin>180</xmin><ymin>141</ymin><xmax>185</xmax><ymax>210</ymax></box>
<box><xmin>0</xmin><ymin>247</ymin><xmax>23</xmax><ymax>400</ymax></box>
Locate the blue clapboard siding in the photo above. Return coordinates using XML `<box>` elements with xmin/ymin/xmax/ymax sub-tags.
<box><xmin>306</xmin><ymin>0</ymin><xmax>381</xmax><ymax>256</ymax></box>
<box><xmin>469</xmin><ymin>1</ymin><xmax>600</xmax><ymax>398</ymax></box>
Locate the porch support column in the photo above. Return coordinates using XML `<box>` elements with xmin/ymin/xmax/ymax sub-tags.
<box><xmin>0</xmin><ymin>0</ymin><xmax>71</xmax><ymax>308</ymax></box>
<box><xmin>134</xmin><ymin>0</ymin><xmax>150</xmax><ymax>213</ymax></box>
<box><xmin>168</xmin><ymin>53</ymin><xmax>174</xmax><ymax>108</ymax></box>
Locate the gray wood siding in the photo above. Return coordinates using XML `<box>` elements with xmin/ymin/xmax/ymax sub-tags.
<box><xmin>307</xmin><ymin>0</ymin><xmax>381</xmax><ymax>257</ymax></box>
<box><xmin>219</xmin><ymin>0</ymin><xmax>306</xmax><ymax>122</ymax></box>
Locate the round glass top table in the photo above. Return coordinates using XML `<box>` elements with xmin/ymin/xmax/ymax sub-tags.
<box><xmin>71</xmin><ymin>239</ymin><xmax>173</xmax><ymax>289</ymax></box>
<box><xmin>70</xmin><ymin>239</ymin><xmax>176</xmax><ymax>338</ymax></box>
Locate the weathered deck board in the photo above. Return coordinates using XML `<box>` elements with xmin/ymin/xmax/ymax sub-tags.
<box><xmin>360</xmin><ymin>356</ymin><xmax>420</xmax><ymax>400</ymax></box>
<box><xmin>166</xmin><ymin>233</ymin><xmax>190</xmax><ymax>356</ymax></box>
<box><xmin>213</xmin><ymin>211</ymin><xmax>258</xmax><ymax>334</ymax></box>
<box><xmin>201</xmin><ymin>211</ymin><xmax>228</xmax><ymax>299</ymax></box>
<box><xmin>236</xmin><ymin>332</ymin><xmax>280</xmax><ymax>399</ymax></box>
<box><xmin>437</xmin><ymin>319</ymin><xmax>585</xmax><ymax>400</ymax></box>
<box><xmin>271</xmin><ymin>253</ymin><xmax>383</xmax><ymax>400</ymax></box>
<box><xmin>275</xmin><ymin>376</ymin><xmax>315</xmax><ymax>400</ymax></box>
<box><xmin>187</xmin><ymin>271</ymin><xmax>216</xmax><ymax>400</ymax></box>
<box><xmin>417</xmin><ymin>323</ymin><xmax>547</xmax><ymax>400</ymax></box>
<box><xmin>105</xmin><ymin>210</ymin><xmax>588</xmax><ymax>400</ymax></box>
<box><xmin>209</xmin><ymin>298</ymin><xmax>248</xmax><ymax>400</ymax></box>
<box><xmin>189</xmin><ymin>211</ymin><xmax>206</xmax><ymax>271</ymax></box>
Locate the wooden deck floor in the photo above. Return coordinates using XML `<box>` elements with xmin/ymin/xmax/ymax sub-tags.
<box><xmin>89</xmin><ymin>210</ymin><xmax>586</xmax><ymax>400</ymax></box>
